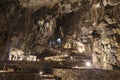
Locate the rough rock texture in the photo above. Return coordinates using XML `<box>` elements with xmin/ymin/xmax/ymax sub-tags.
<box><xmin>0</xmin><ymin>73</ymin><xmax>57</xmax><ymax>80</ymax></box>
<box><xmin>0</xmin><ymin>1</ymin><xmax>57</xmax><ymax>56</ymax></box>
<box><xmin>0</xmin><ymin>0</ymin><xmax>120</xmax><ymax>69</ymax></box>
<box><xmin>0</xmin><ymin>69</ymin><xmax>120</xmax><ymax>80</ymax></box>
<box><xmin>53</xmin><ymin>69</ymin><xmax>120</xmax><ymax>80</ymax></box>
<box><xmin>58</xmin><ymin>0</ymin><xmax>120</xmax><ymax>69</ymax></box>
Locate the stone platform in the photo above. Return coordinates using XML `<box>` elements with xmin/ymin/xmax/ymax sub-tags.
<box><xmin>0</xmin><ymin>69</ymin><xmax>120</xmax><ymax>80</ymax></box>
<box><xmin>53</xmin><ymin>68</ymin><xmax>120</xmax><ymax>80</ymax></box>
<box><xmin>0</xmin><ymin>72</ymin><xmax>57</xmax><ymax>80</ymax></box>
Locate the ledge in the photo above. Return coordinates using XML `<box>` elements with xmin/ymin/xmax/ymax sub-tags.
<box><xmin>53</xmin><ymin>68</ymin><xmax>120</xmax><ymax>80</ymax></box>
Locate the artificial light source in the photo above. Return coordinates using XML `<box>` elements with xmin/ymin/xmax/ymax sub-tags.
<box><xmin>73</xmin><ymin>65</ymin><xmax>79</xmax><ymax>68</ymax></box>
<box><xmin>75</xmin><ymin>66</ymin><xmax>79</xmax><ymax>68</ymax></box>
<box><xmin>85</xmin><ymin>62</ymin><xmax>91</xmax><ymax>67</ymax></box>
<box><xmin>57</xmin><ymin>38</ymin><xmax>61</xmax><ymax>44</ymax></box>
<box><xmin>70</xmin><ymin>56</ymin><xmax>73</xmax><ymax>60</ymax></box>
<box><xmin>39</xmin><ymin>71</ymin><xmax>43</xmax><ymax>75</ymax></box>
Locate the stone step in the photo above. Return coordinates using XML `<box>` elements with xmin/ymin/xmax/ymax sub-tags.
<box><xmin>0</xmin><ymin>73</ymin><xmax>58</xmax><ymax>80</ymax></box>
<box><xmin>36</xmin><ymin>74</ymin><xmax>56</xmax><ymax>80</ymax></box>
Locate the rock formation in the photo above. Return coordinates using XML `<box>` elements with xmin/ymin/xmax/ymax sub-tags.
<box><xmin>0</xmin><ymin>0</ymin><xmax>120</xmax><ymax>69</ymax></box>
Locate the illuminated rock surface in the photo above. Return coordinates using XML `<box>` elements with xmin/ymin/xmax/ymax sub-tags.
<box><xmin>53</xmin><ymin>69</ymin><xmax>120</xmax><ymax>80</ymax></box>
<box><xmin>0</xmin><ymin>0</ymin><xmax>120</xmax><ymax>79</ymax></box>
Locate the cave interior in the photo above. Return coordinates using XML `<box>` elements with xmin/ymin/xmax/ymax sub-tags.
<box><xmin>0</xmin><ymin>0</ymin><xmax>120</xmax><ymax>77</ymax></box>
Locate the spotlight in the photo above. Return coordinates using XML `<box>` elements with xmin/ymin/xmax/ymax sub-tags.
<box><xmin>73</xmin><ymin>65</ymin><xmax>79</xmax><ymax>68</ymax></box>
<box><xmin>70</xmin><ymin>56</ymin><xmax>73</xmax><ymax>60</ymax></box>
<box><xmin>85</xmin><ymin>62</ymin><xmax>91</xmax><ymax>67</ymax></box>
<box><xmin>75</xmin><ymin>66</ymin><xmax>79</xmax><ymax>68</ymax></box>
<box><xmin>39</xmin><ymin>71</ymin><xmax>43</xmax><ymax>75</ymax></box>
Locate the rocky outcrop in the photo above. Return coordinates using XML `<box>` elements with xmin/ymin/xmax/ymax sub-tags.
<box><xmin>0</xmin><ymin>1</ymin><xmax>57</xmax><ymax>56</ymax></box>
<box><xmin>58</xmin><ymin>0</ymin><xmax>120</xmax><ymax>69</ymax></box>
<box><xmin>53</xmin><ymin>69</ymin><xmax>120</xmax><ymax>80</ymax></box>
<box><xmin>0</xmin><ymin>0</ymin><xmax>120</xmax><ymax>70</ymax></box>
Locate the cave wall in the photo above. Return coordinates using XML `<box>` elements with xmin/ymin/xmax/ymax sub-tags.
<box><xmin>0</xmin><ymin>0</ymin><xmax>83</xmax><ymax>58</ymax></box>
<box><xmin>59</xmin><ymin>0</ymin><xmax>120</xmax><ymax>69</ymax></box>
<box><xmin>0</xmin><ymin>0</ymin><xmax>120</xmax><ymax>69</ymax></box>
<box><xmin>0</xmin><ymin>0</ymin><xmax>57</xmax><ymax>58</ymax></box>
<box><xmin>53</xmin><ymin>69</ymin><xmax>120</xmax><ymax>80</ymax></box>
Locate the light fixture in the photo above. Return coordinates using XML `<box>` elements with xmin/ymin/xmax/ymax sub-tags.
<box><xmin>72</xmin><ymin>65</ymin><xmax>79</xmax><ymax>69</ymax></box>
<box><xmin>70</xmin><ymin>56</ymin><xmax>73</xmax><ymax>60</ymax></box>
<box><xmin>85</xmin><ymin>61</ymin><xmax>91</xmax><ymax>67</ymax></box>
<box><xmin>39</xmin><ymin>71</ymin><xmax>43</xmax><ymax>75</ymax></box>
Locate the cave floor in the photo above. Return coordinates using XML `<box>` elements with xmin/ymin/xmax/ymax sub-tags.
<box><xmin>0</xmin><ymin>61</ymin><xmax>120</xmax><ymax>80</ymax></box>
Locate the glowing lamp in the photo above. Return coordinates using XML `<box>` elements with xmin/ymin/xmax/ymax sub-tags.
<box><xmin>85</xmin><ymin>62</ymin><xmax>91</xmax><ymax>67</ymax></box>
<box><xmin>39</xmin><ymin>71</ymin><xmax>43</xmax><ymax>75</ymax></box>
